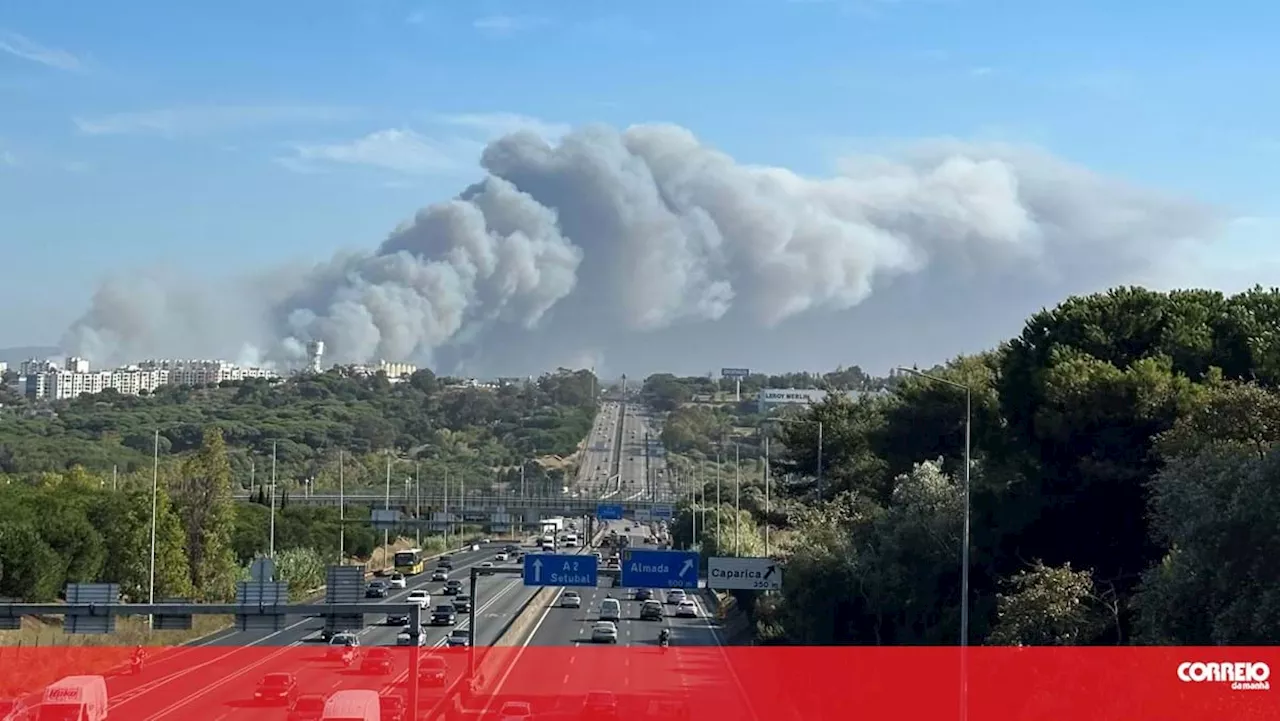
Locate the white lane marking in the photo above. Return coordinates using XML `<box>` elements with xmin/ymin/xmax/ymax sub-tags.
<box><xmin>122</xmin><ymin>546</ymin><xmax>502</xmax><ymax>715</ymax></box>
<box><xmin>692</xmin><ymin>594</ymin><xmax>759</xmax><ymax>721</ymax></box>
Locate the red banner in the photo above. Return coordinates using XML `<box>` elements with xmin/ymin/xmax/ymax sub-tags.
<box><xmin>0</xmin><ymin>646</ymin><xmax>1274</xmax><ymax>720</ymax></box>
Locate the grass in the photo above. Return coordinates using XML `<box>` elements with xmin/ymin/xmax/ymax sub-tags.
<box><xmin>0</xmin><ymin>613</ymin><xmax>231</xmax><ymax>648</ymax></box>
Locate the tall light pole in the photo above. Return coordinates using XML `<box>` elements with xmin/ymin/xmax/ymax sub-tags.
<box><xmin>734</xmin><ymin>443</ymin><xmax>741</xmax><ymax>555</ymax></box>
<box><xmin>415</xmin><ymin>461</ymin><xmax>422</xmax><ymax>548</ymax></box>
<box><xmin>338</xmin><ymin>450</ymin><xmax>345</xmax><ymax>563</ymax></box>
<box><xmin>148</xmin><ymin>430</ymin><xmax>159</xmax><ymax>608</ymax></box>
<box><xmin>715</xmin><ymin>448</ymin><xmax>722</xmax><ymax>548</ymax></box>
<box><xmin>383</xmin><ymin>454</ymin><xmax>392</xmax><ymax>556</ymax></box>
<box><xmin>763</xmin><ymin>435</ymin><xmax>771</xmax><ymax>556</ymax></box>
<box><xmin>897</xmin><ymin>366</ymin><xmax>972</xmax><ymax>721</ymax></box>
<box><xmin>270</xmin><ymin>442</ymin><xmax>277</xmax><ymax>559</ymax></box>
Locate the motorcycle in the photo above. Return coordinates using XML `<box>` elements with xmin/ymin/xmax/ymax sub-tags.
<box><xmin>659</xmin><ymin>632</ymin><xmax>670</xmax><ymax>649</ymax></box>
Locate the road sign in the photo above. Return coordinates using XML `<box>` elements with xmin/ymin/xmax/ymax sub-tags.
<box><xmin>235</xmin><ymin>580</ymin><xmax>289</xmax><ymax>631</ymax></box>
<box><xmin>620</xmin><ymin>549</ymin><xmax>699</xmax><ymax>589</ymax></box>
<box><xmin>707</xmin><ymin>556</ymin><xmax>783</xmax><ymax>590</ymax></box>
<box><xmin>651</xmin><ymin>505</ymin><xmax>673</xmax><ymax>520</ymax></box>
<box><xmin>371</xmin><ymin>509</ymin><xmax>402</xmax><ymax>529</ymax></box>
<box><xmin>721</xmin><ymin>368</ymin><xmax>750</xmax><ymax>378</ymax></box>
<box><xmin>634</xmin><ymin>508</ymin><xmax>652</xmax><ymax>522</ymax></box>
<box><xmin>250</xmin><ymin>557</ymin><xmax>275</xmax><ymax>582</ymax></box>
<box><xmin>597</xmin><ymin>504</ymin><xmax>623</xmax><ymax>520</ymax></box>
<box><xmin>522</xmin><ymin>553</ymin><xmax>598</xmax><ymax>587</ymax></box>
<box><xmin>65</xmin><ymin>583</ymin><xmax>119</xmax><ymax>634</ymax></box>
<box><xmin>153</xmin><ymin>598</ymin><xmax>194</xmax><ymax>630</ymax></box>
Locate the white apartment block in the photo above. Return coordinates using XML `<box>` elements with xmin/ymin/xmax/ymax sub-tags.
<box><xmin>15</xmin><ymin>357</ymin><xmax>279</xmax><ymax>401</ymax></box>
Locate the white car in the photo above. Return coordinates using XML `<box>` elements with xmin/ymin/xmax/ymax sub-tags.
<box><xmin>431</xmin><ymin>569</ymin><xmax>448</xmax><ymax>582</ymax></box>
<box><xmin>665</xmin><ymin>589</ymin><xmax>686</xmax><ymax>604</ymax></box>
<box><xmin>407</xmin><ymin>590</ymin><xmax>430</xmax><ymax>609</ymax></box>
<box><xmin>676</xmin><ymin>599</ymin><xmax>698</xmax><ymax>618</ymax></box>
<box><xmin>396</xmin><ymin>628</ymin><xmax>426</xmax><ymax>646</ymax></box>
<box><xmin>561</xmin><ymin>591</ymin><xmax>581</xmax><ymax>608</ymax></box>
<box><xmin>388</xmin><ymin>573</ymin><xmax>407</xmax><ymax>589</ymax></box>
<box><xmin>495</xmin><ymin>552</ymin><xmax>508</xmax><ymax>562</ymax></box>
<box><xmin>497</xmin><ymin>701</ymin><xmax>534</xmax><ymax>721</ymax></box>
<box><xmin>479</xmin><ymin>562</ymin><xmax>495</xmax><ymax>574</ymax></box>
<box><xmin>591</xmin><ymin>621</ymin><xmax>619</xmax><ymax>644</ymax></box>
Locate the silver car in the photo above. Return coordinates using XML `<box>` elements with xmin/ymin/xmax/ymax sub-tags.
<box><xmin>591</xmin><ymin>621</ymin><xmax>618</xmax><ymax>644</ymax></box>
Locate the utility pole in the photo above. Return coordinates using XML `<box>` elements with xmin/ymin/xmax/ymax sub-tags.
<box><xmin>415</xmin><ymin>462</ymin><xmax>421</xmax><ymax>548</ymax></box>
<box><xmin>383</xmin><ymin>454</ymin><xmax>391</xmax><ymax>557</ymax></box>
<box><xmin>148</xmin><ymin>430</ymin><xmax>159</xmax><ymax>607</ymax></box>
<box><xmin>270</xmin><ymin>442</ymin><xmax>277</xmax><ymax>560</ymax></box>
<box><xmin>444</xmin><ymin>468</ymin><xmax>450</xmax><ymax>549</ymax></box>
<box><xmin>715</xmin><ymin>448</ymin><xmax>722</xmax><ymax>546</ymax></box>
<box><xmin>734</xmin><ymin>443</ymin><xmax>741</xmax><ymax>555</ymax></box>
<box><xmin>338</xmin><ymin>451</ymin><xmax>345</xmax><ymax>563</ymax></box>
<box><xmin>764</xmin><ymin>436</ymin><xmax>771</xmax><ymax>555</ymax></box>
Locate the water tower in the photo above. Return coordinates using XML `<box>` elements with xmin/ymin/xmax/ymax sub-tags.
<box><xmin>306</xmin><ymin>340</ymin><xmax>325</xmax><ymax>373</ymax></box>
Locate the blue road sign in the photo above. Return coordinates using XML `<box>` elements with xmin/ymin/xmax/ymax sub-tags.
<box><xmin>597</xmin><ymin>504</ymin><xmax>623</xmax><ymax>520</ymax></box>
<box><xmin>620</xmin><ymin>549</ymin><xmax>700</xmax><ymax>589</ymax></box>
<box><xmin>523</xmin><ymin>553</ymin><xmax>598</xmax><ymax>588</ymax></box>
<box><xmin>652</xmin><ymin>505</ymin><xmax>673</xmax><ymax>520</ymax></box>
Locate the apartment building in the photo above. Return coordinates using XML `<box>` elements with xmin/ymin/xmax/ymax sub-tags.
<box><xmin>14</xmin><ymin>357</ymin><xmax>278</xmax><ymax>401</ymax></box>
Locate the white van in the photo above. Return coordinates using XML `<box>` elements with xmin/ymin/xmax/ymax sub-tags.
<box><xmin>599</xmin><ymin>598</ymin><xmax>621</xmax><ymax>622</ymax></box>
<box><xmin>41</xmin><ymin>675</ymin><xmax>108</xmax><ymax>721</ymax></box>
<box><xmin>321</xmin><ymin>689</ymin><xmax>380</xmax><ymax>721</ymax></box>
<box><xmin>563</xmin><ymin>534</ymin><xmax>578</xmax><ymax>548</ymax></box>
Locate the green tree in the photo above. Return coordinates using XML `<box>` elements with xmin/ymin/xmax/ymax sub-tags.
<box><xmin>987</xmin><ymin>562</ymin><xmax>1105</xmax><ymax>646</ymax></box>
<box><xmin>174</xmin><ymin>428</ymin><xmax>239</xmax><ymax>600</ymax></box>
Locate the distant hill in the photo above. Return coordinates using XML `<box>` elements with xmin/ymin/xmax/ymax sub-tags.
<box><xmin>0</xmin><ymin>346</ymin><xmax>61</xmax><ymax>366</ymax></box>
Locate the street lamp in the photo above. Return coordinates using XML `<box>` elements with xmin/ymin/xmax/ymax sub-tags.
<box><xmin>897</xmin><ymin>366</ymin><xmax>972</xmax><ymax>721</ymax></box>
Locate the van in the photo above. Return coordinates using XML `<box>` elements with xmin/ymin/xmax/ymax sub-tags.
<box><xmin>40</xmin><ymin>675</ymin><xmax>107</xmax><ymax>721</ymax></box>
<box><xmin>320</xmin><ymin>690</ymin><xmax>380</xmax><ymax>721</ymax></box>
<box><xmin>599</xmin><ymin>598</ymin><xmax>621</xmax><ymax>622</ymax></box>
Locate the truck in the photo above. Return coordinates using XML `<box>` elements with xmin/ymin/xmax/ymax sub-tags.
<box><xmin>539</xmin><ymin>517</ymin><xmax>565</xmax><ymax>534</ymax></box>
<box><xmin>41</xmin><ymin>675</ymin><xmax>108</xmax><ymax>721</ymax></box>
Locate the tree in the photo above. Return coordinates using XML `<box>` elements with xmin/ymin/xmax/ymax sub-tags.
<box><xmin>987</xmin><ymin>562</ymin><xmax>1104</xmax><ymax>646</ymax></box>
<box><xmin>173</xmin><ymin>428</ymin><xmax>239</xmax><ymax>600</ymax></box>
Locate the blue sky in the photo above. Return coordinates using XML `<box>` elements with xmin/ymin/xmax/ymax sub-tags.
<box><xmin>2</xmin><ymin>0</ymin><xmax>1278</xmax><ymax>358</ymax></box>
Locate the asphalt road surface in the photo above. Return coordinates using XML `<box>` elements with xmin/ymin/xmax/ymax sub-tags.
<box><xmin>29</xmin><ymin>541</ymin><xmax>546</xmax><ymax>720</ymax></box>
<box><xmin>619</xmin><ymin>405</ymin><xmax>670</xmax><ymax>503</ymax></box>
<box><xmin>577</xmin><ymin>401</ymin><xmax>622</xmax><ymax>497</ymax></box>
<box><xmin>473</xmin><ymin>521</ymin><xmax>756</xmax><ymax>720</ymax></box>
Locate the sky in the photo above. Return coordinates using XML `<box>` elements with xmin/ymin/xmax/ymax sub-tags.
<box><xmin>2</xmin><ymin>0</ymin><xmax>1279</xmax><ymax>378</ymax></box>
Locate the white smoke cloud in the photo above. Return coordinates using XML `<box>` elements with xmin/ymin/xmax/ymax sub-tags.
<box><xmin>60</xmin><ymin>122</ymin><xmax>1224</xmax><ymax>373</ymax></box>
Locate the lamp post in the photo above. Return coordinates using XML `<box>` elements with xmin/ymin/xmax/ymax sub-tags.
<box><xmin>897</xmin><ymin>366</ymin><xmax>972</xmax><ymax>721</ymax></box>
<box><xmin>148</xmin><ymin>430</ymin><xmax>159</xmax><ymax>610</ymax></box>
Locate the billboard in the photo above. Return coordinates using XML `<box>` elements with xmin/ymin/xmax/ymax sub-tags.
<box><xmin>758</xmin><ymin>388</ymin><xmax>879</xmax><ymax>412</ymax></box>
<box><xmin>721</xmin><ymin>368</ymin><xmax>750</xmax><ymax>378</ymax></box>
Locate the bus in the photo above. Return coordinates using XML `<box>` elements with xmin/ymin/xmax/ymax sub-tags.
<box><xmin>394</xmin><ymin>548</ymin><xmax>425</xmax><ymax>576</ymax></box>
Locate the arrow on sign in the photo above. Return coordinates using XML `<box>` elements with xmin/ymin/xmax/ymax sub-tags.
<box><xmin>532</xmin><ymin>559</ymin><xmax>543</xmax><ymax>583</ymax></box>
<box><xmin>679</xmin><ymin>558</ymin><xmax>694</xmax><ymax>578</ymax></box>
<box><xmin>763</xmin><ymin>565</ymin><xmax>776</xmax><ymax>580</ymax></box>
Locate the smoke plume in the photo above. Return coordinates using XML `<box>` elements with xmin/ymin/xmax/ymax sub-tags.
<box><xmin>61</xmin><ymin>122</ymin><xmax>1223</xmax><ymax>374</ymax></box>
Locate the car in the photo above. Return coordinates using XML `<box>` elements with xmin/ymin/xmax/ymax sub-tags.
<box><xmin>388</xmin><ymin>573</ymin><xmax>407</xmax><ymax>589</ymax></box>
<box><xmin>361</xmin><ymin>648</ymin><xmax>394</xmax><ymax>674</ymax></box>
<box><xmin>634</xmin><ymin>588</ymin><xmax>653</xmax><ymax>602</ymax></box>
<box><xmin>443</xmin><ymin>580</ymin><xmax>463</xmax><ymax>595</ymax></box>
<box><xmin>407</xmin><ymin>590</ymin><xmax>430</xmax><ymax>608</ymax></box>
<box><xmin>665</xmin><ymin>589</ymin><xmax>686</xmax><ymax>605</ymax></box>
<box><xmin>431</xmin><ymin>604</ymin><xmax>457</xmax><ymax>625</ymax></box>
<box><xmin>591</xmin><ymin>621</ymin><xmax>619</xmax><ymax>644</ymax></box>
<box><xmin>447</xmin><ymin>629</ymin><xmax>471</xmax><ymax>647</ymax></box>
<box><xmin>431</xmin><ymin>569</ymin><xmax>448</xmax><ymax>582</ymax></box>
<box><xmin>453</xmin><ymin>595</ymin><xmax>472</xmax><ymax>612</ymax></box>
<box><xmin>482</xmin><ymin>538</ymin><xmax>492</xmax><ymax>544</ymax></box>
<box><xmin>386</xmin><ymin>612</ymin><xmax>410</xmax><ymax>626</ymax></box>
<box><xmin>439</xmin><ymin>556</ymin><xmax>454</xmax><ymax>569</ymax></box>
<box><xmin>639</xmin><ymin>600</ymin><xmax>663</xmax><ymax>621</ymax></box>
<box><xmin>606</xmin><ymin>558</ymin><xmax>620</xmax><ymax>570</ymax></box>
<box><xmin>396</xmin><ymin>628</ymin><xmax>426</xmax><ymax>646</ymax></box>
<box><xmin>584</xmin><ymin>690</ymin><xmax>618</xmax><ymax>717</ymax></box>
<box><xmin>479</xmin><ymin>561</ymin><xmax>495</xmax><ymax>575</ymax></box>
<box><xmin>561</xmin><ymin>591</ymin><xmax>582</xmax><ymax>608</ymax></box>
<box><xmin>418</xmin><ymin>655</ymin><xmax>448</xmax><ymax>686</ymax></box>
<box><xmin>365</xmin><ymin>581</ymin><xmax>389</xmax><ymax>598</ymax></box>
<box><xmin>327</xmin><ymin>632</ymin><xmax>360</xmax><ymax>659</ymax></box>
<box><xmin>676</xmin><ymin>599</ymin><xmax>698</xmax><ymax>618</ymax></box>
<box><xmin>497</xmin><ymin>701</ymin><xmax>534</xmax><ymax>721</ymax></box>
<box><xmin>599</xmin><ymin>598</ymin><xmax>621</xmax><ymax>621</ymax></box>
<box><xmin>287</xmin><ymin>694</ymin><xmax>328</xmax><ymax>721</ymax></box>
<box><xmin>379</xmin><ymin>694</ymin><xmax>407</xmax><ymax>721</ymax></box>
<box><xmin>495</xmin><ymin>552</ymin><xmax>508</xmax><ymax>562</ymax></box>
<box><xmin>253</xmin><ymin>672</ymin><xmax>297</xmax><ymax>705</ymax></box>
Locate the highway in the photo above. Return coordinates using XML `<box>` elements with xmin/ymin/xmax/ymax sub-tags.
<box><xmin>473</xmin><ymin>521</ymin><xmax>757</xmax><ymax>720</ymax></box>
<box><xmin>21</xmin><ymin>541</ymin><xmax>552</xmax><ymax>720</ymax></box>
<box><xmin>576</xmin><ymin>400</ymin><xmax>622</xmax><ymax>497</ymax></box>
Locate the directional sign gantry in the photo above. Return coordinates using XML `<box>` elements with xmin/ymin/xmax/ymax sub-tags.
<box><xmin>522</xmin><ymin>553</ymin><xmax>599</xmax><ymax>587</ymax></box>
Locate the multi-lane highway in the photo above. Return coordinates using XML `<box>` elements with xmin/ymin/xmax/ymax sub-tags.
<box><xmin>576</xmin><ymin>400</ymin><xmax>623</xmax><ymax>497</ymax></box>
<box><xmin>473</xmin><ymin>521</ymin><xmax>756</xmax><ymax>719</ymax></box>
<box><xmin>618</xmin><ymin>405</ymin><xmax>672</xmax><ymax>502</ymax></box>
<box><xmin>17</xmin><ymin>541</ymin><xmax>549</xmax><ymax>720</ymax></box>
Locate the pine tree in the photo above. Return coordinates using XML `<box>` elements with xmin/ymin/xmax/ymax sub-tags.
<box><xmin>173</xmin><ymin>427</ymin><xmax>239</xmax><ymax>601</ymax></box>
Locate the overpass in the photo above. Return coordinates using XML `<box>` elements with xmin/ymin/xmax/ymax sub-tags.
<box><xmin>230</xmin><ymin>491</ymin><xmax>678</xmax><ymax>529</ymax></box>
